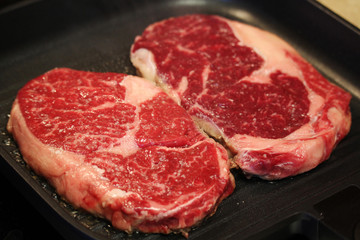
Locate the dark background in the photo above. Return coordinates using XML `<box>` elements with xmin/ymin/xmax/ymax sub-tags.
<box><xmin>0</xmin><ymin>1</ymin><xmax>64</xmax><ymax>240</ymax></box>
<box><xmin>0</xmin><ymin>172</ymin><xmax>64</xmax><ymax>240</ymax></box>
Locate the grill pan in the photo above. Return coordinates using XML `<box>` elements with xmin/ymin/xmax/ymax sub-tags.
<box><xmin>0</xmin><ymin>0</ymin><xmax>360</xmax><ymax>239</ymax></box>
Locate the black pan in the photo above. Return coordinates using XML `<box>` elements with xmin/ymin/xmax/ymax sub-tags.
<box><xmin>0</xmin><ymin>0</ymin><xmax>360</xmax><ymax>239</ymax></box>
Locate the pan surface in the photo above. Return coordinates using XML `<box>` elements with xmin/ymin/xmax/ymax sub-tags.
<box><xmin>0</xmin><ymin>0</ymin><xmax>359</xmax><ymax>239</ymax></box>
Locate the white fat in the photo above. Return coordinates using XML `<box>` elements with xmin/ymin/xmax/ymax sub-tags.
<box><xmin>102</xmin><ymin>189</ymin><xmax>130</xmax><ymax>208</ymax></box>
<box><xmin>107</xmin><ymin>132</ymin><xmax>139</xmax><ymax>158</ymax></box>
<box><xmin>134</xmin><ymin>187</ymin><xmax>215</xmax><ymax>221</ymax></box>
<box><xmin>131</xmin><ymin>48</ymin><xmax>182</xmax><ymax>105</ymax></box>
<box><xmin>229</xmin><ymin>134</ymin><xmax>294</xmax><ymax>152</ymax></box>
<box><xmin>91</xmin><ymin>164</ymin><xmax>104</xmax><ymax>173</ymax></box>
<box><xmin>176</xmin><ymin>76</ymin><xmax>189</xmax><ymax>96</ymax></box>
<box><xmin>91</xmin><ymin>102</ymin><xmax>116</xmax><ymax>111</ymax></box>
<box><xmin>301</xmin><ymin>138</ymin><xmax>326</xmax><ymax>169</ymax></box>
<box><xmin>130</xmin><ymin>48</ymin><xmax>158</xmax><ymax>83</ymax></box>
<box><xmin>225</xmin><ymin>18</ymin><xmax>302</xmax><ymax>80</ymax></box>
<box><xmin>327</xmin><ymin>107</ymin><xmax>344</xmax><ymax>130</ymax></box>
<box><xmin>202</xmin><ymin>65</ymin><xmax>210</xmax><ymax>89</ymax></box>
<box><xmin>307</xmin><ymin>92</ymin><xmax>325</xmax><ymax>119</ymax></box>
<box><xmin>120</xmin><ymin>75</ymin><xmax>161</xmax><ymax>106</ymax></box>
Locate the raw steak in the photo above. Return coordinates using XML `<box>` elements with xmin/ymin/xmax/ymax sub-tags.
<box><xmin>6</xmin><ymin>68</ymin><xmax>235</xmax><ymax>236</ymax></box>
<box><xmin>130</xmin><ymin>14</ymin><xmax>352</xmax><ymax>180</ymax></box>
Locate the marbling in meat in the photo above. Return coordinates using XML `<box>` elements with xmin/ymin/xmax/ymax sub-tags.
<box><xmin>131</xmin><ymin>14</ymin><xmax>352</xmax><ymax>180</ymax></box>
<box><xmin>7</xmin><ymin>68</ymin><xmax>235</xmax><ymax>236</ymax></box>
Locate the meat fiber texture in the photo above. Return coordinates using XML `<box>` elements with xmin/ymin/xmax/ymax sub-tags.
<box><xmin>130</xmin><ymin>14</ymin><xmax>352</xmax><ymax>180</ymax></box>
<box><xmin>6</xmin><ymin>68</ymin><xmax>235</xmax><ymax>236</ymax></box>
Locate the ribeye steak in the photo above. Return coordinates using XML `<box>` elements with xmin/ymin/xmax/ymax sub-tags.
<box><xmin>130</xmin><ymin>14</ymin><xmax>352</xmax><ymax>180</ymax></box>
<box><xmin>7</xmin><ymin>68</ymin><xmax>235</xmax><ymax>235</ymax></box>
